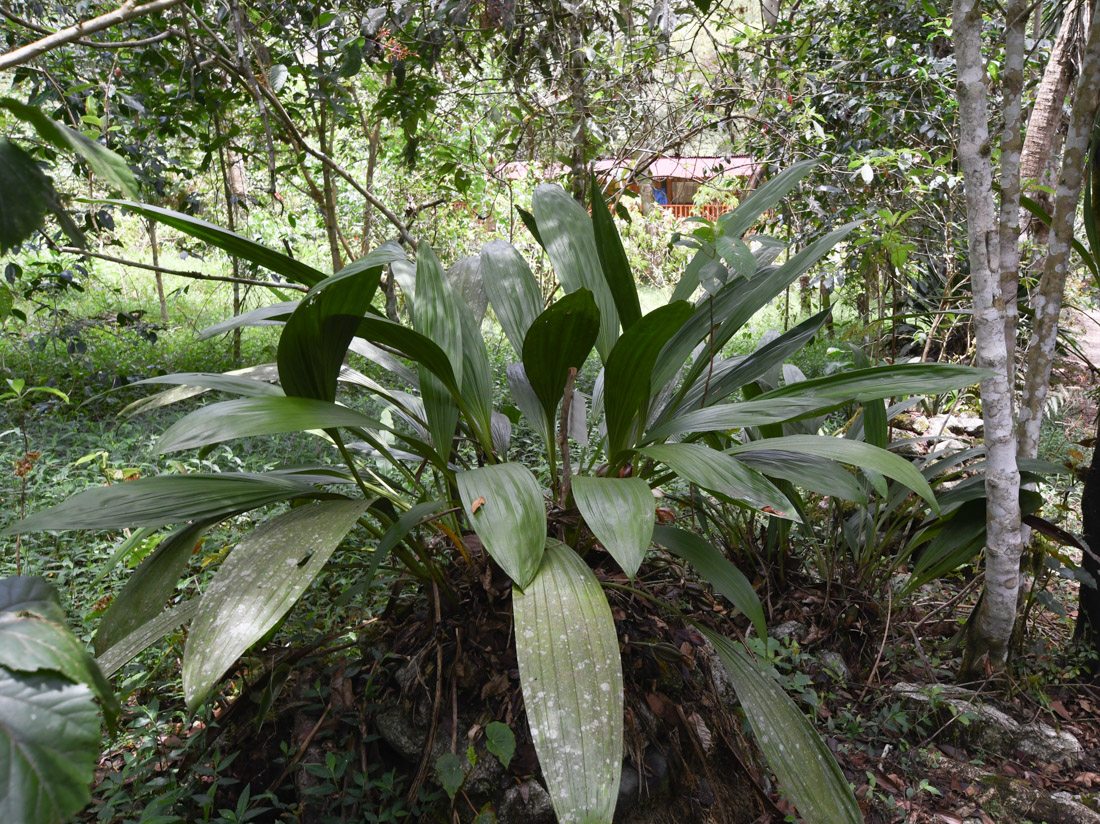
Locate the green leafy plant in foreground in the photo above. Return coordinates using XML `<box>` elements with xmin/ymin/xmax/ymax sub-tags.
<box><xmin>8</xmin><ymin>160</ymin><xmax>986</xmax><ymax>824</ymax></box>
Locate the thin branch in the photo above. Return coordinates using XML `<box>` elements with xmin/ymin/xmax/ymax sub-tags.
<box><xmin>0</xmin><ymin>0</ymin><xmax>186</xmax><ymax>71</ymax></box>
<box><xmin>0</xmin><ymin>5</ymin><xmax>175</xmax><ymax>48</ymax></box>
<box><xmin>56</xmin><ymin>246</ymin><xmax>307</xmax><ymax>292</ymax></box>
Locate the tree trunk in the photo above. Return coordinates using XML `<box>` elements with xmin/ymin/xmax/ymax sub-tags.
<box><xmin>567</xmin><ymin>9</ymin><xmax>588</xmax><ymax>203</ymax></box>
<box><xmin>148</xmin><ymin>218</ymin><xmax>168</xmax><ymax>324</ymax></box>
<box><xmin>1018</xmin><ymin>8</ymin><xmax>1100</xmax><ymax>460</ymax></box>
<box><xmin>953</xmin><ymin>0</ymin><xmax>1026</xmax><ymax>679</ymax></box>
<box><xmin>1075</xmin><ymin>414</ymin><xmax>1100</xmax><ymax>650</ymax></box>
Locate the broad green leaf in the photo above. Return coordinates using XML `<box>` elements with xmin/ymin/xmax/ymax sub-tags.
<box><xmin>522</xmin><ymin>289</ymin><xmax>600</xmax><ymax>424</ymax></box>
<box><xmin>716</xmin><ymin>236</ymin><xmax>757</xmax><ymax>278</ymax></box>
<box><xmin>413</xmin><ymin>244</ymin><xmax>464</xmax><ymax>391</ymax></box>
<box><xmin>436</xmin><ymin>753</ymin><xmax>467</xmax><ymax>798</ymax></box>
<box><xmin>644</xmin><ymin>397</ymin><xmax>833</xmax><ymax>441</ymax></box>
<box><xmin>514</xmin><ymin>543</ymin><xmax>623</xmax><ymax>824</ymax></box>
<box><xmin>652</xmin><ymin>526</ymin><xmax>765</xmax><ymax>640</ymax></box>
<box><xmin>572</xmin><ymin>476</ymin><xmax>654</xmax><ymax>578</ymax></box>
<box><xmin>904</xmin><ymin>500</ymin><xmax>986</xmax><ymax>594</ymax></box>
<box><xmin>279</xmin><ymin>254</ymin><xmax>379</xmax><ymax>401</ymax></box>
<box><xmin>481</xmin><ymin>239</ymin><xmax>544</xmax><ymax>358</ymax></box>
<box><xmin>7</xmin><ymin>472</ymin><xmax>328</xmax><ymax>533</ymax></box>
<box><xmin>448</xmin><ymin>254</ymin><xmax>489</xmax><ymax>325</ymax></box>
<box><xmin>657</xmin><ymin>222</ymin><xmax>860</xmax><ymax>391</ymax></box>
<box><xmin>183</xmin><ymin>499</ymin><xmax>367</xmax><ymax>711</ymax></box>
<box><xmin>604</xmin><ymin>302</ymin><xmax>693</xmax><ymax>457</ymax></box>
<box><xmin>0</xmin><ymin>577</ymin><xmax>64</xmax><ymax>623</ymax></box>
<box><xmin>516</xmin><ymin>204</ymin><xmax>544</xmax><ymax>248</ymax></box>
<box><xmin>458</xmin><ymin>293</ymin><xmax>495</xmax><ymax>447</ymax></box>
<box><xmin>130</xmin><ymin>372</ymin><xmax>283</xmax><ymax>398</ymax></box>
<box><xmin>0</xmin><ymin>613</ymin><xmax>118</xmax><ymax>725</ymax></box>
<box><xmin>718</xmin><ymin>158</ymin><xmax>817</xmax><ymax>239</ymax></box>
<box><xmin>590</xmin><ymin>174</ymin><xmax>642</xmax><ymax>330</ymax></box>
<box><xmin>533</xmin><ymin>184</ymin><xmax>621</xmax><ymax>357</ymax></box>
<box><xmin>120</xmin><ymin>364</ymin><xmax>281</xmax><ymax>417</ymax></box>
<box><xmin>506</xmin><ymin>363</ymin><xmax>553</xmax><ymax>451</ymax></box>
<box><xmin>756</xmin><ymin>363</ymin><xmax>989</xmax><ymax>405</ymax></box>
<box><xmin>0</xmin><ymin>97</ymin><xmax>138</xmax><ymax>196</ymax></box>
<box><xmin>96</xmin><ymin>600</ymin><xmax>199</xmax><ymax>677</ymax></box>
<box><xmin>671</xmin><ymin>309</ymin><xmax>832</xmax><ymax>417</ymax></box>
<box><xmin>155</xmin><ymin>396</ymin><xmax>388</xmax><ymax>453</ymax></box>
<box><xmin>0</xmin><ymin>670</ymin><xmax>100</xmax><ymax>824</ymax></box>
<box><xmin>103</xmin><ymin>201</ymin><xmax>326</xmax><ymax>287</ymax></box>
<box><xmin>485</xmin><ymin>721</ymin><xmax>516</xmax><ymax>768</ymax></box>
<box><xmin>700</xmin><ymin>628</ymin><xmax>862</xmax><ymax>824</ymax></box>
<box><xmin>730</xmin><ymin>450</ymin><xmax>867</xmax><ymax>504</ymax></box>
<box><xmin>355</xmin><ymin>315</ymin><xmax>459</xmax><ymax>394</ymax></box>
<box><xmin>94</xmin><ymin>521</ymin><xmax>213</xmax><ymax>656</ymax></box>
<box><xmin>638</xmin><ymin>443</ymin><xmax>798</xmax><ymax>519</ymax></box>
<box><xmin>197</xmin><ymin>302</ymin><xmax>297</xmax><ymax>340</ymax></box>
<box><xmin>728</xmin><ymin>435</ymin><xmax>937</xmax><ymax>509</ymax></box>
<box><xmin>457</xmin><ymin>463</ymin><xmax>546</xmax><ymax>589</ymax></box>
<box><xmin>0</xmin><ymin>138</ymin><xmax>55</xmax><ymax>254</ymax></box>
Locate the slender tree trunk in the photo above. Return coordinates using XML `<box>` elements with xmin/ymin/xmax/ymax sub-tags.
<box><xmin>567</xmin><ymin>10</ymin><xmax>588</xmax><ymax>203</ymax></box>
<box><xmin>148</xmin><ymin>218</ymin><xmax>168</xmax><ymax>324</ymax></box>
<box><xmin>1018</xmin><ymin>8</ymin><xmax>1100</xmax><ymax>459</ymax></box>
<box><xmin>953</xmin><ymin>0</ymin><xmax>1026</xmax><ymax>679</ymax></box>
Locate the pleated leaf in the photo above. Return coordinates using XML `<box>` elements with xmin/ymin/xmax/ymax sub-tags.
<box><xmin>532</xmin><ymin>184</ymin><xmax>621</xmax><ymax>358</ymax></box>
<box><xmin>638</xmin><ymin>443</ymin><xmax>798</xmax><ymax>520</ymax></box>
<box><xmin>94</xmin><ymin>520</ymin><xmax>213</xmax><ymax>656</ymax></box>
<box><xmin>0</xmin><ymin>577</ymin><xmax>64</xmax><ymax>623</ymax></box>
<box><xmin>729</xmin><ymin>435</ymin><xmax>937</xmax><ymax>509</ymax></box>
<box><xmin>104</xmin><ymin>201</ymin><xmax>325</xmax><ymax>287</ymax></box>
<box><xmin>413</xmin><ymin>244</ymin><xmax>464</xmax><ymax>391</ymax></box>
<box><xmin>197</xmin><ymin>301</ymin><xmax>297</xmax><ymax>340</ymax></box>
<box><xmin>730</xmin><ymin>449</ymin><xmax>867</xmax><ymax>504</ymax></box>
<box><xmin>604</xmin><ymin>301</ymin><xmax>693</xmax><ymax>458</ymax></box>
<box><xmin>183</xmin><ymin>499</ymin><xmax>367</xmax><ymax>711</ymax></box>
<box><xmin>652</xmin><ymin>526</ymin><xmax>765</xmax><ymax>641</ymax></box>
<box><xmin>481</xmin><ymin>239</ymin><xmax>544</xmax><ymax>358</ymax></box>
<box><xmin>7</xmin><ymin>472</ymin><xmax>327</xmax><ymax>534</ymax></box>
<box><xmin>514</xmin><ymin>543</ymin><xmax>623</xmax><ymax>824</ymax></box>
<box><xmin>96</xmin><ymin>600</ymin><xmax>199</xmax><ymax>678</ymax></box>
<box><xmin>456</xmin><ymin>463</ymin><xmax>546</xmax><ymax>590</ymax></box>
<box><xmin>644</xmin><ymin>397</ymin><xmax>832</xmax><ymax>441</ymax></box>
<box><xmin>130</xmin><ymin>371</ymin><xmax>283</xmax><ymax>398</ymax></box>
<box><xmin>354</xmin><ymin>315</ymin><xmax>459</xmax><ymax>394</ymax></box>
<box><xmin>757</xmin><ymin>362</ymin><xmax>989</xmax><ymax>405</ymax></box>
<box><xmin>120</xmin><ymin>364</ymin><xmax>281</xmax><ymax>417</ymax></box>
<box><xmin>700</xmin><ymin>628</ymin><xmax>862</xmax><ymax>824</ymax></box>
<box><xmin>522</xmin><ymin>289</ymin><xmax>600</xmax><ymax>424</ymax></box>
<box><xmin>572</xmin><ymin>476</ymin><xmax>654</xmax><ymax>579</ymax></box>
<box><xmin>0</xmin><ymin>670</ymin><xmax>100</xmax><ymax>824</ymax></box>
<box><xmin>506</xmin><ymin>363</ymin><xmax>553</xmax><ymax>451</ymax></box>
<box><xmin>155</xmin><ymin>396</ymin><xmax>387</xmax><ymax>453</ymax></box>
<box><xmin>590</xmin><ymin>173</ymin><xmax>642</xmax><ymax>330</ymax></box>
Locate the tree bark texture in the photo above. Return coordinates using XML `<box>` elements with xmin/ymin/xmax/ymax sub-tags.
<box><xmin>1018</xmin><ymin>6</ymin><xmax>1100</xmax><ymax>460</ymax></box>
<box><xmin>952</xmin><ymin>0</ymin><xmax>1025</xmax><ymax>678</ymax></box>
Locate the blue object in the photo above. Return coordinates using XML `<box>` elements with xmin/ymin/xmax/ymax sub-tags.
<box><xmin>653</xmin><ymin>185</ymin><xmax>668</xmax><ymax>205</ymax></box>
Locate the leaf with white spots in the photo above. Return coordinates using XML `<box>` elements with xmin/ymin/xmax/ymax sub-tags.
<box><xmin>183</xmin><ymin>499</ymin><xmax>367</xmax><ymax>711</ymax></box>
<box><xmin>571</xmin><ymin>476</ymin><xmax>654</xmax><ymax>579</ymax></box>
<box><xmin>457</xmin><ymin>463</ymin><xmax>546</xmax><ymax>590</ymax></box>
<box><xmin>700</xmin><ymin>627</ymin><xmax>861</xmax><ymax>824</ymax></box>
<box><xmin>514</xmin><ymin>542</ymin><xmax>623</xmax><ymax>824</ymax></box>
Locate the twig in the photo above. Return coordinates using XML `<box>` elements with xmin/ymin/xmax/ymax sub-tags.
<box><xmin>911</xmin><ymin>573</ymin><xmax>985</xmax><ymax>633</ymax></box>
<box><xmin>56</xmin><ymin>245</ymin><xmax>307</xmax><ymax>292</ymax></box>
<box><xmin>0</xmin><ymin>5</ymin><xmax>175</xmax><ymax>48</ymax></box>
<box><xmin>264</xmin><ymin>702</ymin><xmax>331</xmax><ymax>794</ymax></box>
<box><xmin>859</xmin><ymin>586</ymin><xmax>893</xmax><ymax>701</ymax></box>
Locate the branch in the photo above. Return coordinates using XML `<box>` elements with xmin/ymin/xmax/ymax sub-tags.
<box><xmin>0</xmin><ymin>0</ymin><xmax>186</xmax><ymax>71</ymax></box>
<box><xmin>57</xmin><ymin>246</ymin><xmax>308</xmax><ymax>292</ymax></box>
<box><xmin>0</xmin><ymin>6</ymin><xmax>174</xmax><ymax>49</ymax></box>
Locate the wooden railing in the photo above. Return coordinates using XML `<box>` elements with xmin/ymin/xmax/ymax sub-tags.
<box><xmin>658</xmin><ymin>203</ymin><xmax>731</xmax><ymax>221</ymax></box>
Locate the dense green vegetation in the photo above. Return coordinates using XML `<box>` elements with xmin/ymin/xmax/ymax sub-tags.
<box><xmin>4</xmin><ymin>2</ymin><xmax>1100</xmax><ymax>823</ymax></box>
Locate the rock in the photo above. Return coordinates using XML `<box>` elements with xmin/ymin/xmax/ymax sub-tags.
<box><xmin>768</xmin><ymin>620</ymin><xmax>807</xmax><ymax>644</ymax></box>
<box><xmin>616</xmin><ymin>747</ymin><xmax>672</xmax><ymax>819</ymax></box>
<box><xmin>375</xmin><ymin>705</ymin><xmax>426</xmax><ymax>762</ymax></box>
<box><xmin>815</xmin><ymin>650</ymin><xmax>852</xmax><ymax>682</ymax></box>
<box><xmin>928</xmin><ymin>413</ymin><xmax>984</xmax><ymax>438</ymax></box>
<box><xmin>892</xmin><ymin>437</ymin><xmax>926</xmax><ymax>457</ymax></box>
<box><xmin>497</xmin><ymin>779</ymin><xmax>555</xmax><ymax>824</ymax></box>
<box><xmin>940</xmin><ymin>760</ymin><xmax>1100</xmax><ymax>824</ymax></box>
<box><xmin>1016</xmin><ymin>721</ymin><xmax>1084</xmax><ymax>767</ymax></box>
<box><xmin>890</xmin><ymin>683</ymin><xmax>1083</xmax><ymax>768</ymax></box>
<box><xmin>928</xmin><ymin>437</ymin><xmax>969</xmax><ymax>455</ymax></box>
